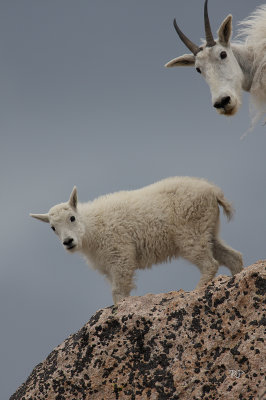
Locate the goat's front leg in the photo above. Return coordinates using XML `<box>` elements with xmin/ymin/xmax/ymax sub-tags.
<box><xmin>108</xmin><ymin>263</ymin><xmax>136</xmax><ymax>304</ymax></box>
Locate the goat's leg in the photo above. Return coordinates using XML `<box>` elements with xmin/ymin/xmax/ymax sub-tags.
<box><xmin>195</xmin><ymin>256</ymin><xmax>219</xmax><ymax>289</ymax></box>
<box><xmin>108</xmin><ymin>262</ymin><xmax>136</xmax><ymax>304</ymax></box>
<box><xmin>183</xmin><ymin>244</ymin><xmax>219</xmax><ymax>289</ymax></box>
<box><xmin>212</xmin><ymin>238</ymin><xmax>243</xmax><ymax>276</ymax></box>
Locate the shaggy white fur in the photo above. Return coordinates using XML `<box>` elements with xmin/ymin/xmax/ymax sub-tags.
<box><xmin>30</xmin><ymin>177</ymin><xmax>243</xmax><ymax>304</ymax></box>
<box><xmin>236</xmin><ymin>5</ymin><xmax>266</xmax><ymax>130</ymax></box>
<box><xmin>165</xmin><ymin>2</ymin><xmax>266</xmax><ymax>127</ymax></box>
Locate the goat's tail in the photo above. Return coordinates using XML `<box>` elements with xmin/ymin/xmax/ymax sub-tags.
<box><xmin>215</xmin><ymin>189</ymin><xmax>234</xmax><ymax>221</ymax></box>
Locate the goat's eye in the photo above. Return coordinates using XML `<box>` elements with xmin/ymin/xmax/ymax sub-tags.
<box><xmin>196</xmin><ymin>67</ymin><xmax>201</xmax><ymax>74</ymax></box>
<box><xmin>70</xmin><ymin>216</ymin><xmax>75</xmax><ymax>222</ymax></box>
<box><xmin>220</xmin><ymin>51</ymin><xmax>227</xmax><ymax>59</ymax></box>
<box><xmin>51</xmin><ymin>226</ymin><xmax>55</xmax><ymax>231</ymax></box>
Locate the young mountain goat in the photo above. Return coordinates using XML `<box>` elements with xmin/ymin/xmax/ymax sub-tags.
<box><xmin>165</xmin><ymin>0</ymin><xmax>266</xmax><ymax>124</ymax></box>
<box><xmin>30</xmin><ymin>177</ymin><xmax>243</xmax><ymax>304</ymax></box>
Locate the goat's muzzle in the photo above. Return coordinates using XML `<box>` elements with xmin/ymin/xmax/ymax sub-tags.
<box><xmin>63</xmin><ymin>237</ymin><xmax>76</xmax><ymax>250</ymax></box>
<box><xmin>213</xmin><ymin>96</ymin><xmax>231</xmax><ymax>109</ymax></box>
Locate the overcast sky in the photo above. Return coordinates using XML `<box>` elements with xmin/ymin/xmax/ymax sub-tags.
<box><xmin>1</xmin><ymin>0</ymin><xmax>265</xmax><ymax>397</ymax></box>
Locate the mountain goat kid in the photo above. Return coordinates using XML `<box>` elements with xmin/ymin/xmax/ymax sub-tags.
<box><xmin>30</xmin><ymin>177</ymin><xmax>243</xmax><ymax>304</ymax></box>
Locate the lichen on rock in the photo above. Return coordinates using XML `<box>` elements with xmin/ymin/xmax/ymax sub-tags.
<box><xmin>11</xmin><ymin>261</ymin><xmax>266</xmax><ymax>400</ymax></box>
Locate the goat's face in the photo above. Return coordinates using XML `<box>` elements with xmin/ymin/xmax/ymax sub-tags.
<box><xmin>30</xmin><ymin>187</ymin><xmax>85</xmax><ymax>253</ymax></box>
<box><xmin>48</xmin><ymin>204</ymin><xmax>85</xmax><ymax>252</ymax></box>
<box><xmin>194</xmin><ymin>43</ymin><xmax>244</xmax><ymax>116</ymax></box>
<box><xmin>165</xmin><ymin>0</ymin><xmax>244</xmax><ymax>116</ymax></box>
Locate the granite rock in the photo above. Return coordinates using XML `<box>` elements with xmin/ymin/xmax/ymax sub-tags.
<box><xmin>11</xmin><ymin>261</ymin><xmax>266</xmax><ymax>400</ymax></box>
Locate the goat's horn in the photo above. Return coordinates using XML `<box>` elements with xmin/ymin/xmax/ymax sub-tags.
<box><xmin>173</xmin><ymin>19</ymin><xmax>201</xmax><ymax>55</ymax></box>
<box><xmin>204</xmin><ymin>0</ymin><xmax>216</xmax><ymax>47</ymax></box>
<box><xmin>30</xmin><ymin>213</ymin><xmax>49</xmax><ymax>223</ymax></box>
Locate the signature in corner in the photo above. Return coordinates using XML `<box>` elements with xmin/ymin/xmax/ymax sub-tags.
<box><xmin>229</xmin><ymin>369</ymin><xmax>244</xmax><ymax>378</ymax></box>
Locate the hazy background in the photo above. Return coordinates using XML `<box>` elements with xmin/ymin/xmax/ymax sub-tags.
<box><xmin>1</xmin><ymin>0</ymin><xmax>265</xmax><ymax>397</ymax></box>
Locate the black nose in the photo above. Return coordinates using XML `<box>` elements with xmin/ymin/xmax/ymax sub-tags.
<box><xmin>63</xmin><ymin>237</ymin><xmax>74</xmax><ymax>246</ymax></box>
<box><xmin>214</xmin><ymin>96</ymin><xmax>231</xmax><ymax>109</ymax></box>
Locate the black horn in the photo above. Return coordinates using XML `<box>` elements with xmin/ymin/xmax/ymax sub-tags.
<box><xmin>173</xmin><ymin>19</ymin><xmax>201</xmax><ymax>55</ymax></box>
<box><xmin>204</xmin><ymin>0</ymin><xmax>216</xmax><ymax>47</ymax></box>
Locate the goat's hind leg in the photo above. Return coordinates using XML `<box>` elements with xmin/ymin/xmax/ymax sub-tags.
<box><xmin>195</xmin><ymin>256</ymin><xmax>219</xmax><ymax>289</ymax></box>
<box><xmin>212</xmin><ymin>238</ymin><xmax>243</xmax><ymax>276</ymax></box>
<box><xmin>184</xmin><ymin>246</ymin><xmax>219</xmax><ymax>289</ymax></box>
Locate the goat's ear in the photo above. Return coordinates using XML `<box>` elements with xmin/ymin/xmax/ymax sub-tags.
<box><xmin>165</xmin><ymin>54</ymin><xmax>195</xmax><ymax>67</ymax></box>
<box><xmin>30</xmin><ymin>213</ymin><xmax>49</xmax><ymax>223</ymax></box>
<box><xmin>69</xmin><ymin>186</ymin><xmax>78</xmax><ymax>209</ymax></box>
<box><xmin>218</xmin><ymin>14</ymin><xmax>232</xmax><ymax>46</ymax></box>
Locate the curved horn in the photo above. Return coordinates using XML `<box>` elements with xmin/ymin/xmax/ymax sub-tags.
<box><xmin>204</xmin><ymin>0</ymin><xmax>216</xmax><ymax>47</ymax></box>
<box><xmin>173</xmin><ymin>19</ymin><xmax>201</xmax><ymax>55</ymax></box>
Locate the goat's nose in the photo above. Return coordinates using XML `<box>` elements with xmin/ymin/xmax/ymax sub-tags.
<box><xmin>63</xmin><ymin>237</ymin><xmax>74</xmax><ymax>246</ymax></box>
<box><xmin>214</xmin><ymin>96</ymin><xmax>231</xmax><ymax>109</ymax></box>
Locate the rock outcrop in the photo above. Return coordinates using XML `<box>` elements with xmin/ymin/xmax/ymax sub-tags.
<box><xmin>11</xmin><ymin>261</ymin><xmax>265</xmax><ymax>400</ymax></box>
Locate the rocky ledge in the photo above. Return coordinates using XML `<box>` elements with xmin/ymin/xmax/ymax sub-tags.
<box><xmin>11</xmin><ymin>261</ymin><xmax>266</xmax><ymax>400</ymax></box>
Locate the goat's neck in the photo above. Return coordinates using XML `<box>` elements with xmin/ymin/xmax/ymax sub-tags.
<box><xmin>232</xmin><ymin>43</ymin><xmax>255</xmax><ymax>92</ymax></box>
<box><xmin>79</xmin><ymin>205</ymin><xmax>96</xmax><ymax>249</ymax></box>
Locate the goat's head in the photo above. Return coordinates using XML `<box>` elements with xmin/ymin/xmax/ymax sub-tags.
<box><xmin>165</xmin><ymin>0</ymin><xmax>244</xmax><ymax>116</ymax></box>
<box><xmin>30</xmin><ymin>187</ymin><xmax>85</xmax><ymax>252</ymax></box>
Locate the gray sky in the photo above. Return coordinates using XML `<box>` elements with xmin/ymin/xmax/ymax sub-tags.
<box><xmin>1</xmin><ymin>0</ymin><xmax>265</xmax><ymax>397</ymax></box>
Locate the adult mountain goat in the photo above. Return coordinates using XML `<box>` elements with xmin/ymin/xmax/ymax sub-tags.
<box><xmin>166</xmin><ymin>0</ymin><xmax>266</xmax><ymax>124</ymax></box>
<box><xmin>30</xmin><ymin>177</ymin><xmax>243</xmax><ymax>304</ymax></box>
